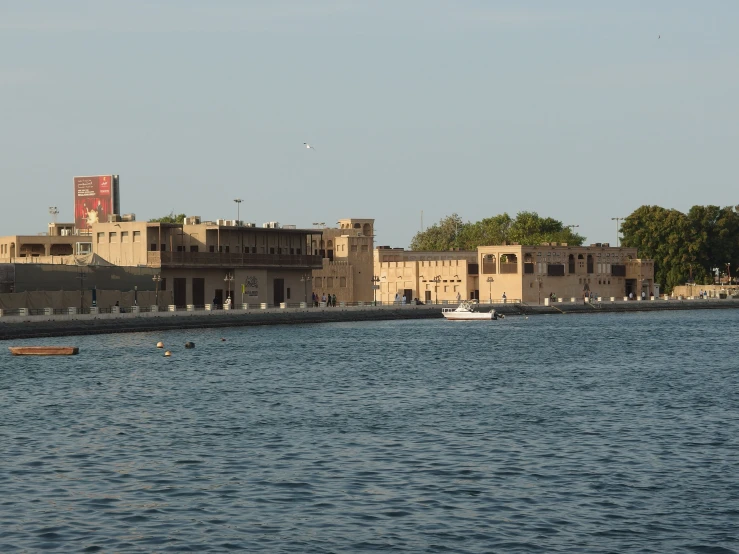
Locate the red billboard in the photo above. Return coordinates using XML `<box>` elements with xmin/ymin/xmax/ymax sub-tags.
<box><xmin>73</xmin><ymin>175</ymin><xmax>120</xmax><ymax>232</ymax></box>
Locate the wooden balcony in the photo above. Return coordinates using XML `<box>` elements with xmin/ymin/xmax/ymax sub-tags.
<box><xmin>148</xmin><ymin>252</ymin><xmax>323</xmax><ymax>269</ymax></box>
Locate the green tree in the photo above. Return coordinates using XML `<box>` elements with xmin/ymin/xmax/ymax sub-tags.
<box><xmin>621</xmin><ymin>204</ymin><xmax>739</xmax><ymax>292</ymax></box>
<box><xmin>410</xmin><ymin>212</ymin><xmax>584</xmax><ymax>251</ymax></box>
<box><xmin>149</xmin><ymin>212</ymin><xmax>186</xmax><ymax>224</ymax></box>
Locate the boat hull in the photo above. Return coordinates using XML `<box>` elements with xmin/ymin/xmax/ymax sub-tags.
<box><xmin>9</xmin><ymin>346</ymin><xmax>79</xmax><ymax>356</ymax></box>
<box><xmin>442</xmin><ymin>312</ymin><xmax>494</xmax><ymax>320</ymax></box>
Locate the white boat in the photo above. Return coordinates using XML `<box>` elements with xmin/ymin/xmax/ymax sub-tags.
<box><xmin>442</xmin><ymin>301</ymin><xmax>503</xmax><ymax>321</ymax></box>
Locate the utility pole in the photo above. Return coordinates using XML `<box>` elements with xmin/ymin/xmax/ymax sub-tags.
<box><xmin>611</xmin><ymin>218</ymin><xmax>624</xmax><ymax>247</ymax></box>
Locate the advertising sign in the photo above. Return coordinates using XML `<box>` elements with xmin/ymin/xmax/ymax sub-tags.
<box><xmin>73</xmin><ymin>175</ymin><xmax>120</xmax><ymax>233</ymax></box>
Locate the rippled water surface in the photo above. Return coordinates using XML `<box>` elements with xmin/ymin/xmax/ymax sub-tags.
<box><xmin>1</xmin><ymin>310</ymin><xmax>738</xmax><ymax>552</ymax></box>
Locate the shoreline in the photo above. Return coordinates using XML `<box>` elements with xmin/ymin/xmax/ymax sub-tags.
<box><xmin>2</xmin><ymin>299</ymin><xmax>738</xmax><ymax>341</ymax></box>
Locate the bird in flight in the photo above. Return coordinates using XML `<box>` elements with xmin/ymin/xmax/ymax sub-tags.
<box><xmin>304</xmin><ymin>143</ymin><xmax>315</xmax><ymax>150</ymax></box>
<box><xmin>658</xmin><ymin>35</ymin><xmax>661</xmax><ymax>39</ymax></box>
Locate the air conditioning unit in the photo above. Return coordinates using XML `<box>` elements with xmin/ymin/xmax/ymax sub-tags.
<box><xmin>184</xmin><ymin>216</ymin><xmax>201</xmax><ymax>225</ymax></box>
<box><xmin>121</xmin><ymin>213</ymin><xmax>136</xmax><ymax>222</ymax></box>
<box><xmin>262</xmin><ymin>221</ymin><xmax>280</xmax><ymax>229</ymax></box>
<box><xmin>225</xmin><ymin>219</ymin><xmax>237</xmax><ymax>226</ymax></box>
<box><xmin>243</xmin><ymin>222</ymin><xmax>256</xmax><ymax>228</ymax></box>
<box><xmin>216</xmin><ymin>219</ymin><xmax>227</xmax><ymax>226</ymax></box>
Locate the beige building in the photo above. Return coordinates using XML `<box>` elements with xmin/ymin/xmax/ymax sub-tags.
<box><xmin>91</xmin><ymin>216</ymin><xmax>322</xmax><ymax>307</ymax></box>
<box><xmin>370</xmin><ymin>242</ymin><xmax>655</xmax><ymax>305</ymax></box>
<box><xmin>374</xmin><ymin>247</ymin><xmax>478</xmax><ymax>304</ymax></box>
<box><xmin>477</xmin><ymin>243</ymin><xmax>655</xmax><ymax>303</ymax></box>
<box><xmin>0</xmin><ymin>222</ymin><xmax>90</xmax><ymax>264</ymax></box>
<box><xmin>311</xmin><ymin>218</ymin><xmax>375</xmax><ymax>303</ymax></box>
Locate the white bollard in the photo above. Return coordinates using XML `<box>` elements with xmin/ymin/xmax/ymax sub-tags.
<box><xmin>168</xmin><ymin>305</ymin><xmax>177</xmax><ymax>312</ymax></box>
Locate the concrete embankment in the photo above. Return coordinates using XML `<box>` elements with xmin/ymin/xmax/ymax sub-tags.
<box><xmin>1</xmin><ymin>299</ymin><xmax>738</xmax><ymax>341</ymax></box>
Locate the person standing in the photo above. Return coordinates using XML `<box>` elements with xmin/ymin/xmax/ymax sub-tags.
<box><xmin>332</xmin><ymin>293</ymin><xmax>337</xmax><ymax>307</ymax></box>
<box><xmin>321</xmin><ymin>293</ymin><xmax>327</xmax><ymax>305</ymax></box>
<box><xmin>502</xmin><ymin>292</ymin><xmax>507</xmax><ymax>303</ymax></box>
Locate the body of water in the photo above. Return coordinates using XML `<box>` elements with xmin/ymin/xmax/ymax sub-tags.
<box><xmin>1</xmin><ymin>310</ymin><xmax>738</xmax><ymax>552</ymax></box>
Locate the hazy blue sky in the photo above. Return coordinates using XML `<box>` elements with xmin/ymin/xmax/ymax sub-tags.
<box><xmin>2</xmin><ymin>1</ymin><xmax>737</xmax><ymax>247</ymax></box>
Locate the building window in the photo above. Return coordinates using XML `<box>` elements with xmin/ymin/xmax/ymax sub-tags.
<box><xmin>109</xmin><ymin>232</ymin><xmax>118</xmax><ymax>243</ymax></box>
<box><xmin>209</xmin><ymin>245</ymin><xmax>215</xmax><ymax>252</ymax></box>
<box><xmin>177</xmin><ymin>246</ymin><xmax>184</xmax><ymax>252</ymax></box>
<box><xmin>252</xmin><ymin>247</ymin><xmax>257</xmax><ymax>254</ymax></box>
<box><xmin>225</xmin><ymin>246</ymin><xmax>230</xmax><ymax>253</ymax></box>
<box><xmin>133</xmin><ymin>231</ymin><xmax>141</xmax><ymax>242</ymax></box>
<box><xmin>287</xmin><ymin>288</ymin><xmax>291</xmax><ymax>299</ymax></box>
<box><xmin>361</xmin><ymin>245</ymin><xmax>368</xmax><ymax>252</ymax></box>
<box><xmin>150</xmin><ymin>243</ymin><xmax>156</xmax><ymax>251</ymax></box>
<box><xmin>190</xmin><ymin>245</ymin><xmax>198</xmax><ymax>252</ymax></box>
<box><xmin>161</xmin><ymin>278</ymin><xmax>167</xmax><ymax>291</ymax></box>
<box><xmin>314</xmin><ymin>277</ymin><xmax>322</xmax><ymax>288</ymax></box>
<box><xmin>270</xmin><ymin>247</ymin><xmax>275</xmax><ymax>254</ymax></box>
<box><xmin>97</xmin><ymin>232</ymin><xmax>105</xmax><ymax>243</ymax></box>
<box><xmin>296</xmin><ymin>248</ymin><xmax>301</xmax><ymax>255</ymax></box>
<box><xmin>161</xmin><ymin>244</ymin><xmax>166</xmax><ymax>251</ymax></box>
<box><xmin>351</xmin><ymin>244</ymin><xmax>358</xmax><ymax>252</ymax></box>
<box><xmin>327</xmin><ymin>277</ymin><xmax>334</xmax><ymax>287</ymax></box>
<box><xmin>121</xmin><ymin>231</ymin><xmax>129</xmax><ymax>243</ymax></box>
<box><xmin>340</xmin><ymin>277</ymin><xmax>347</xmax><ymax>287</ymax></box>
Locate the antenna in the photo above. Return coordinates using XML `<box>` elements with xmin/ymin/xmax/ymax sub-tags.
<box><xmin>49</xmin><ymin>206</ymin><xmax>59</xmax><ymax>224</ymax></box>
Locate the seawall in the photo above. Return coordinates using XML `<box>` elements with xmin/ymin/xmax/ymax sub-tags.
<box><xmin>1</xmin><ymin>299</ymin><xmax>739</xmax><ymax>341</ymax></box>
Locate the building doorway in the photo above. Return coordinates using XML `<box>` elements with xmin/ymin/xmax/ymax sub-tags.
<box><xmin>425</xmin><ymin>290</ymin><xmax>432</xmax><ymax>302</ymax></box>
<box><xmin>192</xmin><ymin>278</ymin><xmax>205</xmax><ymax>307</ymax></box>
<box><xmin>213</xmin><ymin>288</ymin><xmax>224</xmax><ymax>307</ymax></box>
<box><xmin>403</xmin><ymin>289</ymin><xmax>412</xmax><ymax>303</ymax></box>
<box><xmin>173</xmin><ymin>278</ymin><xmax>187</xmax><ymax>308</ymax></box>
<box><xmin>273</xmin><ymin>278</ymin><xmax>285</xmax><ymax>305</ymax></box>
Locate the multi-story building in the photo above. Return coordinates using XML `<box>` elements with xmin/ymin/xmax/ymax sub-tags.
<box><xmin>0</xmin><ymin>222</ymin><xmax>91</xmax><ymax>263</ymax></box>
<box><xmin>311</xmin><ymin>218</ymin><xmax>375</xmax><ymax>303</ymax></box>
<box><xmin>374</xmin><ymin>247</ymin><xmax>478</xmax><ymax>304</ymax></box>
<box><xmin>91</xmin><ymin>216</ymin><xmax>323</xmax><ymax>307</ymax></box>
<box><xmin>371</xmin><ymin>242</ymin><xmax>655</xmax><ymax>304</ymax></box>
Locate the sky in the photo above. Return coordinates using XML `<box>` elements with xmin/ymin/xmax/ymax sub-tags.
<box><xmin>1</xmin><ymin>0</ymin><xmax>737</xmax><ymax>248</ymax></box>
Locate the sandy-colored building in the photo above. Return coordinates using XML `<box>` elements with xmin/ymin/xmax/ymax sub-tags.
<box><xmin>0</xmin><ymin>222</ymin><xmax>91</xmax><ymax>264</ymax></box>
<box><xmin>374</xmin><ymin>247</ymin><xmax>478</xmax><ymax>304</ymax></box>
<box><xmin>311</xmin><ymin>218</ymin><xmax>375</xmax><ymax>303</ymax></box>
<box><xmin>370</xmin><ymin>242</ymin><xmax>655</xmax><ymax>305</ymax></box>
<box><xmin>477</xmin><ymin>243</ymin><xmax>655</xmax><ymax>303</ymax></box>
<box><xmin>91</xmin><ymin>216</ymin><xmax>323</xmax><ymax>307</ymax></box>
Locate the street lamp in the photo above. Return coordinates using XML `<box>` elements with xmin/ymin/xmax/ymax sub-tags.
<box><xmin>300</xmin><ymin>274</ymin><xmax>312</xmax><ymax>305</ymax></box>
<box><xmin>611</xmin><ymin>217</ymin><xmax>624</xmax><ymax>247</ymax></box>
<box><xmin>372</xmin><ymin>275</ymin><xmax>380</xmax><ymax>305</ymax></box>
<box><xmin>432</xmin><ymin>275</ymin><xmax>441</xmax><ymax>304</ymax></box>
<box><xmin>233</xmin><ymin>198</ymin><xmax>243</xmax><ymax>225</ymax></box>
<box><xmin>727</xmin><ymin>263</ymin><xmax>732</xmax><ymax>287</ymax></box>
<box><xmin>486</xmin><ymin>276</ymin><xmax>494</xmax><ymax>303</ymax></box>
<box><xmin>152</xmin><ymin>274</ymin><xmax>161</xmax><ymax>307</ymax></box>
<box><xmin>224</xmin><ymin>272</ymin><xmax>234</xmax><ymax>304</ymax></box>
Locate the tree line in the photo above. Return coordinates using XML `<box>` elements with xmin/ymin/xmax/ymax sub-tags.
<box><xmin>409</xmin><ymin>212</ymin><xmax>585</xmax><ymax>251</ymax></box>
<box><xmin>621</xmin><ymin>205</ymin><xmax>739</xmax><ymax>291</ymax></box>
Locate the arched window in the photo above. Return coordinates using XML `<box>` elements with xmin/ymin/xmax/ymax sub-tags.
<box><xmin>568</xmin><ymin>254</ymin><xmax>576</xmax><ymax>274</ymax></box>
<box><xmin>586</xmin><ymin>254</ymin><xmax>594</xmax><ymax>274</ymax></box>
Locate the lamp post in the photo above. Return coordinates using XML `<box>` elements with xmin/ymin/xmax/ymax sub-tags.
<box><xmin>372</xmin><ymin>275</ymin><xmax>380</xmax><ymax>305</ymax></box>
<box><xmin>301</xmin><ymin>274</ymin><xmax>312</xmax><ymax>305</ymax></box>
<box><xmin>727</xmin><ymin>263</ymin><xmax>732</xmax><ymax>286</ymax></box>
<box><xmin>432</xmin><ymin>275</ymin><xmax>441</xmax><ymax>304</ymax></box>
<box><xmin>152</xmin><ymin>274</ymin><xmax>161</xmax><ymax>306</ymax></box>
<box><xmin>486</xmin><ymin>276</ymin><xmax>494</xmax><ymax>303</ymax></box>
<box><xmin>224</xmin><ymin>272</ymin><xmax>234</xmax><ymax>304</ymax></box>
<box><xmin>234</xmin><ymin>198</ymin><xmax>243</xmax><ymax>226</ymax></box>
<box><xmin>611</xmin><ymin>217</ymin><xmax>624</xmax><ymax>247</ymax></box>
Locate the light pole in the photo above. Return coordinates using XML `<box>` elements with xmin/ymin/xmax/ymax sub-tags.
<box><xmin>224</xmin><ymin>272</ymin><xmax>234</xmax><ymax>305</ymax></box>
<box><xmin>566</xmin><ymin>224</ymin><xmax>579</xmax><ymax>234</ymax></box>
<box><xmin>486</xmin><ymin>276</ymin><xmax>494</xmax><ymax>303</ymax></box>
<box><xmin>234</xmin><ymin>198</ymin><xmax>243</xmax><ymax>225</ymax></box>
<box><xmin>432</xmin><ymin>275</ymin><xmax>441</xmax><ymax>304</ymax></box>
<box><xmin>611</xmin><ymin>218</ymin><xmax>624</xmax><ymax>247</ymax></box>
<box><xmin>48</xmin><ymin>206</ymin><xmax>59</xmax><ymax>224</ymax></box>
<box><xmin>727</xmin><ymin>263</ymin><xmax>732</xmax><ymax>287</ymax></box>
<box><xmin>301</xmin><ymin>274</ymin><xmax>312</xmax><ymax>305</ymax></box>
<box><xmin>372</xmin><ymin>275</ymin><xmax>380</xmax><ymax>305</ymax></box>
<box><xmin>152</xmin><ymin>274</ymin><xmax>161</xmax><ymax>307</ymax></box>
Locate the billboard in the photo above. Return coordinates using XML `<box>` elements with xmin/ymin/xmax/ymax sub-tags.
<box><xmin>73</xmin><ymin>175</ymin><xmax>120</xmax><ymax>233</ymax></box>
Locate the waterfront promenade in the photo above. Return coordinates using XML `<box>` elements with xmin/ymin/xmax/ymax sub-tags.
<box><xmin>2</xmin><ymin>297</ymin><xmax>739</xmax><ymax>341</ymax></box>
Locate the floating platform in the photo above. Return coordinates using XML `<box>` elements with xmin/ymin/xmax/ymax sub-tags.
<box><xmin>8</xmin><ymin>346</ymin><xmax>79</xmax><ymax>356</ymax></box>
